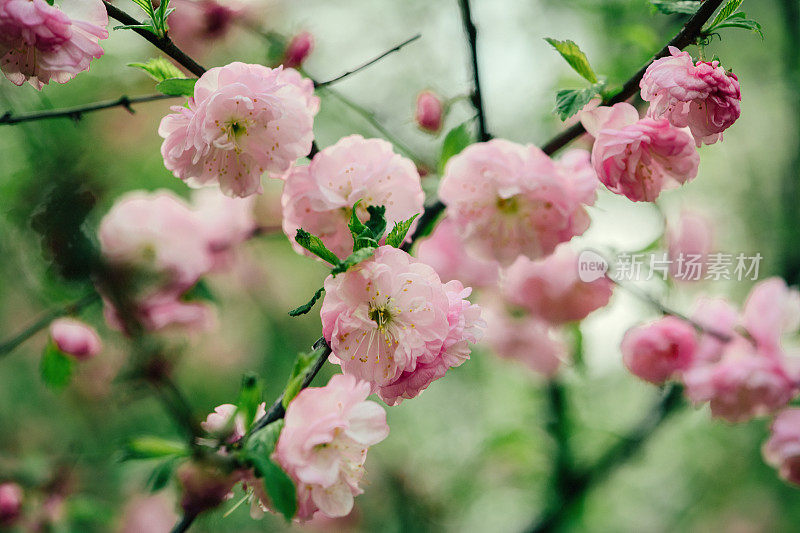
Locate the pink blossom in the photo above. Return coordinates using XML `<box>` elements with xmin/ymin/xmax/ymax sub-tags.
<box><xmin>415</xmin><ymin>90</ymin><xmax>443</xmax><ymax>133</ymax></box>
<box><xmin>167</xmin><ymin>0</ymin><xmax>242</xmax><ymax>56</ymax></box>
<box><xmin>763</xmin><ymin>408</ymin><xmax>800</xmax><ymax>486</ymax></box>
<box><xmin>482</xmin><ymin>303</ymin><xmax>567</xmax><ymax>378</ymax></box>
<box><xmin>321</xmin><ymin>246</ymin><xmax>482</xmax><ymax>402</ymax></box>
<box><xmin>580</xmin><ymin>102</ymin><xmax>699</xmax><ymax>202</ymax></box>
<box><xmin>640</xmin><ymin>46</ymin><xmax>741</xmax><ymax>146</ymax></box>
<box><xmin>438</xmin><ymin>141</ymin><xmax>599</xmax><ymax>265</ymax></box>
<box><xmin>502</xmin><ymin>245</ymin><xmax>613</xmax><ymax>324</ymax></box>
<box><xmin>282</xmin><ymin>135</ymin><xmax>424</xmax><ymax>259</ymax></box>
<box><xmin>621</xmin><ymin>316</ymin><xmax>697</xmax><ymax>384</ymax></box>
<box><xmin>191</xmin><ymin>188</ymin><xmax>256</xmax><ymax>269</ymax></box>
<box><xmin>272</xmin><ymin>374</ymin><xmax>389</xmax><ymax>520</ymax></box>
<box><xmin>415</xmin><ymin>217</ymin><xmax>499</xmax><ymax>288</ymax></box>
<box><xmin>201</xmin><ymin>402</ymin><xmax>266</xmax><ymax>443</ymax></box>
<box><xmin>741</xmin><ymin>277</ymin><xmax>800</xmax><ymax>353</ymax></box>
<box><xmin>667</xmin><ymin>210</ymin><xmax>713</xmax><ymax>281</ymax></box>
<box><xmin>0</xmin><ymin>0</ymin><xmax>107</xmax><ymax>89</ymax></box>
<box><xmin>689</xmin><ymin>297</ymin><xmax>740</xmax><ymax>365</ymax></box>
<box><xmin>98</xmin><ymin>190</ymin><xmax>215</xmax><ymax>333</ymax></box>
<box><xmin>159</xmin><ymin>63</ymin><xmax>319</xmax><ymax>198</ymax></box>
<box><xmin>0</xmin><ymin>482</ymin><xmax>22</xmax><ymax>528</ymax></box>
<box><xmin>283</xmin><ymin>31</ymin><xmax>314</xmax><ymax>69</ymax></box>
<box><xmin>49</xmin><ymin>318</ymin><xmax>101</xmax><ymax>360</ymax></box>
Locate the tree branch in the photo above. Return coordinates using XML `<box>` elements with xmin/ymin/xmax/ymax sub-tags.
<box><xmin>541</xmin><ymin>0</ymin><xmax>726</xmax><ymax>156</ymax></box>
<box><xmin>104</xmin><ymin>2</ymin><xmax>207</xmax><ymax>77</ymax></box>
<box><xmin>457</xmin><ymin>0</ymin><xmax>490</xmax><ymax>141</ymax></box>
<box><xmin>313</xmin><ymin>34</ymin><xmax>422</xmax><ymax>88</ymax></box>
<box><xmin>0</xmin><ymin>94</ymin><xmax>177</xmax><ymax>126</ymax></box>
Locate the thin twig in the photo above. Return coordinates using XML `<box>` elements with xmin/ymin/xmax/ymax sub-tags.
<box><xmin>0</xmin><ymin>94</ymin><xmax>177</xmax><ymax>126</ymax></box>
<box><xmin>457</xmin><ymin>0</ymin><xmax>490</xmax><ymax>141</ymax></box>
<box><xmin>541</xmin><ymin>0</ymin><xmax>726</xmax><ymax>156</ymax></box>
<box><xmin>314</xmin><ymin>34</ymin><xmax>422</xmax><ymax>88</ymax></box>
<box><xmin>170</xmin><ymin>512</ymin><xmax>197</xmax><ymax>533</ymax></box>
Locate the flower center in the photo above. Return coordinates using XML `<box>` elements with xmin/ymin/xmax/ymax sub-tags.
<box><xmin>368</xmin><ymin>305</ymin><xmax>393</xmax><ymax>332</ymax></box>
<box><xmin>496</xmin><ymin>195</ymin><xmax>520</xmax><ymax>214</ymax></box>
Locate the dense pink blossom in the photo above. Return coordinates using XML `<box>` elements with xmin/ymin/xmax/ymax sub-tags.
<box><xmin>580</xmin><ymin>102</ymin><xmax>699</xmax><ymax>202</ymax></box>
<box><xmin>763</xmin><ymin>409</ymin><xmax>800</xmax><ymax>486</ymax></box>
<box><xmin>0</xmin><ymin>482</ymin><xmax>22</xmax><ymax>528</ymax></box>
<box><xmin>167</xmin><ymin>0</ymin><xmax>242</xmax><ymax>56</ymax></box>
<box><xmin>282</xmin><ymin>135</ymin><xmax>424</xmax><ymax>259</ymax></box>
<box><xmin>321</xmin><ymin>246</ymin><xmax>482</xmax><ymax>403</ymax></box>
<box><xmin>98</xmin><ymin>190</ymin><xmax>215</xmax><ymax>333</ymax></box>
<box><xmin>159</xmin><ymin>62</ymin><xmax>319</xmax><ymax>198</ymax></box>
<box><xmin>415</xmin><ymin>90</ymin><xmax>443</xmax><ymax>133</ymax></box>
<box><xmin>201</xmin><ymin>402</ymin><xmax>266</xmax><ymax>443</ymax></box>
<box><xmin>50</xmin><ymin>318</ymin><xmax>101</xmax><ymax>360</ymax></box>
<box><xmin>640</xmin><ymin>46</ymin><xmax>741</xmax><ymax>146</ymax></box>
<box><xmin>0</xmin><ymin>0</ymin><xmax>107</xmax><ymax>89</ymax></box>
<box><xmin>621</xmin><ymin>316</ymin><xmax>697</xmax><ymax>384</ymax></box>
<box><xmin>502</xmin><ymin>245</ymin><xmax>613</xmax><ymax>324</ymax></box>
<box><xmin>438</xmin><ymin>141</ymin><xmax>598</xmax><ymax>265</ymax></box>
<box><xmin>415</xmin><ymin>217</ymin><xmax>499</xmax><ymax>288</ymax></box>
<box><xmin>272</xmin><ymin>374</ymin><xmax>389</xmax><ymax>520</ymax></box>
<box><xmin>283</xmin><ymin>31</ymin><xmax>314</xmax><ymax>69</ymax></box>
<box><xmin>191</xmin><ymin>188</ymin><xmax>256</xmax><ymax>269</ymax></box>
<box><xmin>667</xmin><ymin>210</ymin><xmax>713</xmax><ymax>280</ymax></box>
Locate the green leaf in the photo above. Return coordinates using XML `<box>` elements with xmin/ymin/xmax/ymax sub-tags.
<box><xmin>122</xmin><ymin>437</ymin><xmax>189</xmax><ymax>461</ymax></box>
<box><xmin>249</xmin><ymin>455</ymin><xmax>296</xmax><ymax>520</ymax></box>
<box><xmin>130</xmin><ymin>0</ymin><xmax>156</xmax><ymax>17</ymax></box>
<box><xmin>282</xmin><ymin>351</ymin><xmax>319</xmax><ymax>408</ymax></box>
<box><xmin>237</xmin><ymin>373</ymin><xmax>263</xmax><ymax>430</ymax></box>
<box><xmin>544</xmin><ymin>38</ymin><xmax>598</xmax><ymax>84</ymax></box>
<box><xmin>128</xmin><ymin>57</ymin><xmax>184</xmax><ymax>82</ymax></box>
<box><xmin>182</xmin><ymin>279</ymin><xmax>216</xmax><ymax>303</ymax></box>
<box><xmin>553</xmin><ymin>83</ymin><xmax>604</xmax><ymax>121</ymax></box>
<box><xmin>709</xmin><ymin>0</ymin><xmax>744</xmax><ymax>28</ymax></box>
<box><xmin>288</xmin><ymin>287</ymin><xmax>325</xmax><ymax>317</ymax></box>
<box><xmin>650</xmin><ymin>0</ymin><xmax>700</xmax><ymax>15</ymax></box>
<box><xmin>386</xmin><ymin>213</ymin><xmax>420</xmax><ymax>248</ymax></box>
<box><xmin>247</xmin><ymin>419</ymin><xmax>285</xmax><ymax>456</ymax></box>
<box><xmin>156</xmin><ymin>78</ymin><xmax>197</xmax><ymax>97</ymax></box>
<box><xmin>347</xmin><ymin>202</ymin><xmax>387</xmax><ymax>251</ymax></box>
<box><xmin>40</xmin><ymin>341</ymin><xmax>74</xmax><ymax>390</ymax></box>
<box><xmin>113</xmin><ymin>23</ymin><xmax>158</xmax><ymax>34</ymax></box>
<box><xmin>331</xmin><ymin>247</ymin><xmax>376</xmax><ymax>276</ymax></box>
<box><xmin>294</xmin><ymin>229</ymin><xmax>341</xmax><ymax>265</ymax></box>
<box><xmin>438</xmin><ymin>122</ymin><xmax>472</xmax><ymax>174</ymax></box>
<box><xmin>710</xmin><ymin>18</ymin><xmax>764</xmax><ymax>39</ymax></box>
<box><xmin>147</xmin><ymin>458</ymin><xmax>177</xmax><ymax>493</ymax></box>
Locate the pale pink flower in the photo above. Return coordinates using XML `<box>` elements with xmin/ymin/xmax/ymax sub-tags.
<box><xmin>415</xmin><ymin>90</ymin><xmax>443</xmax><ymax>133</ymax></box>
<box><xmin>159</xmin><ymin>62</ymin><xmax>319</xmax><ymax>198</ymax></box>
<box><xmin>640</xmin><ymin>46</ymin><xmax>741</xmax><ymax>146</ymax></box>
<box><xmin>119</xmin><ymin>495</ymin><xmax>178</xmax><ymax>533</ymax></box>
<box><xmin>282</xmin><ymin>135</ymin><xmax>424</xmax><ymax>260</ymax></box>
<box><xmin>50</xmin><ymin>318</ymin><xmax>101</xmax><ymax>360</ymax></box>
<box><xmin>191</xmin><ymin>188</ymin><xmax>256</xmax><ymax>269</ymax></box>
<box><xmin>201</xmin><ymin>402</ymin><xmax>266</xmax><ymax>443</ymax></box>
<box><xmin>502</xmin><ymin>245</ymin><xmax>613</xmax><ymax>324</ymax></box>
<box><xmin>438</xmin><ymin>141</ymin><xmax>598</xmax><ymax>265</ymax></box>
<box><xmin>621</xmin><ymin>316</ymin><xmax>697</xmax><ymax>384</ymax></box>
<box><xmin>741</xmin><ymin>277</ymin><xmax>800</xmax><ymax>353</ymax></box>
<box><xmin>763</xmin><ymin>408</ymin><xmax>800</xmax><ymax>486</ymax></box>
<box><xmin>273</xmin><ymin>374</ymin><xmax>389</xmax><ymax>520</ymax></box>
<box><xmin>667</xmin><ymin>210</ymin><xmax>713</xmax><ymax>281</ymax></box>
<box><xmin>580</xmin><ymin>102</ymin><xmax>699</xmax><ymax>202</ymax></box>
<box><xmin>415</xmin><ymin>217</ymin><xmax>499</xmax><ymax>288</ymax></box>
<box><xmin>0</xmin><ymin>0</ymin><xmax>107</xmax><ymax>89</ymax></box>
<box><xmin>98</xmin><ymin>190</ymin><xmax>215</xmax><ymax>333</ymax></box>
<box><xmin>167</xmin><ymin>0</ymin><xmax>242</xmax><ymax>56</ymax></box>
<box><xmin>0</xmin><ymin>483</ymin><xmax>22</xmax><ymax>528</ymax></box>
<box><xmin>482</xmin><ymin>303</ymin><xmax>567</xmax><ymax>378</ymax></box>
<box><xmin>283</xmin><ymin>31</ymin><xmax>314</xmax><ymax>69</ymax></box>
<box><xmin>689</xmin><ymin>297</ymin><xmax>740</xmax><ymax>365</ymax></box>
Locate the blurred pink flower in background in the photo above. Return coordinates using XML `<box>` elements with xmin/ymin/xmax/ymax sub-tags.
<box><xmin>641</xmin><ymin>47</ymin><xmax>741</xmax><ymax>146</ymax></box>
<box><xmin>667</xmin><ymin>210</ymin><xmax>714</xmax><ymax>281</ymax></box>
<box><xmin>502</xmin><ymin>245</ymin><xmax>613</xmax><ymax>324</ymax></box>
<box><xmin>191</xmin><ymin>188</ymin><xmax>256</xmax><ymax>270</ymax></box>
<box><xmin>159</xmin><ymin>63</ymin><xmax>319</xmax><ymax>198</ymax></box>
<box><xmin>0</xmin><ymin>0</ymin><xmax>108</xmax><ymax>89</ymax></box>
<box><xmin>581</xmin><ymin>102</ymin><xmax>699</xmax><ymax>202</ymax></box>
<box><xmin>282</xmin><ymin>31</ymin><xmax>314</xmax><ymax>69</ymax></box>
<box><xmin>763</xmin><ymin>408</ymin><xmax>800</xmax><ymax>486</ymax></box>
<box><xmin>438</xmin><ymin>141</ymin><xmax>598</xmax><ymax>265</ymax></box>
<box><xmin>415</xmin><ymin>90</ymin><xmax>443</xmax><ymax>133</ymax></box>
<box><xmin>282</xmin><ymin>135</ymin><xmax>424</xmax><ymax>259</ymax></box>
<box><xmin>621</xmin><ymin>316</ymin><xmax>697</xmax><ymax>384</ymax></box>
<box><xmin>201</xmin><ymin>402</ymin><xmax>266</xmax><ymax>443</ymax></box>
<box><xmin>273</xmin><ymin>374</ymin><xmax>388</xmax><ymax>520</ymax></box>
<box><xmin>0</xmin><ymin>482</ymin><xmax>23</xmax><ymax>528</ymax></box>
<box><xmin>50</xmin><ymin>318</ymin><xmax>102</xmax><ymax>360</ymax></box>
<box><xmin>118</xmin><ymin>495</ymin><xmax>177</xmax><ymax>533</ymax></box>
<box><xmin>741</xmin><ymin>277</ymin><xmax>800</xmax><ymax>353</ymax></box>
<box><xmin>167</xmin><ymin>0</ymin><xmax>243</xmax><ymax>57</ymax></box>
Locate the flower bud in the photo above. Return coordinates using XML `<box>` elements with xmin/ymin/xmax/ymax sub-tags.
<box><xmin>0</xmin><ymin>483</ymin><xmax>23</xmax><ymax>527</ymax></box>
<box><xmin>415</xmin><ymin>91</ymin><xmax>443</xmax><ymax>133</ymax></box>
<box><xmin>283</xmin><ymin>31</ymin><xmax>314</xmax><ymax>69</ymax></box>
<box><xmin>621</xmin><ymin>316</ymin><xmax>697</xmax><ymax>384</ymax></box>
<box><xmin>50</xmin><ymin>318</ymin><xmax>102</xmax><ymax>360</ymax></box>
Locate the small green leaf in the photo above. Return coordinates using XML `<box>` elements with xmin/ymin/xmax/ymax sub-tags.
<box><xmin>347</xmin><ymin>202</ymin><xmax>387</xmax><ymax>251</ymax></box>
<box><xmin>364</xmin><ymin>205</ymin><xmax>387</xmax><ymax>241</ymax></box>
<box><xmin>386</xmin><ymin>213</ymin><xmax>420</xmax><ymax>248</ymax></box>
<box><xmin>156</xmin><ymin>78</ymin><xmax>197</xmax><ymax>97</ymax></box>
<box><xmin>182</xmin><ymin>279</ymin><xmax>216</xmax><ymax>303</ymax></box>
<box><xmin>288</xmin><ymin>287</ymin><xmax>325</xmax><ymax>317</ymax></box>
<box><xmin>438</xmin><ymin>123</ymin><xmax>472</xmax><ymax>174</ymax></box>
<box><xmin>331</xmin><ymin>247</ymin><xmax>376</xmax><ymax>277</ymax></box>
<box><xmin>650</xmin><ymin>0</ymin><xmax>700</xmax><ymax>15</ymax></box>
<box><xmin>295</xmin><ymin>229</ymin><xmax>341</xmax><ymax>265</ymax></box>
<box><xmin>147</xmin><ymin>458</ymin><xmax>177</xmax><ymax>493</ymax></box>
<box><xmin>544</xmin><ymin>38</ymin><xmax>598</xmax><ymax>84</ymax></box>
<box><xmin>40</xmin><ymin>341</ymin><xmax>74</xmax><ymax>390</ymax></box>
<box><xmin>709</xmin><ymin>0</ymin><xmax>744</xmax><ymax>28</ymax></box>
<box><xmin>553</xmin><ymin>83</ymin><xmax>605</xmax><ymax>121</ymax></box>
<box><xmin>246</xmin><ymin>452</ymin><xmax>297</xmax><ymax>520</ymax></box>
<box><xmin>237</xmin><ymin>373</ymin><xmax>263</xmax><ymax>430</ymax></box>
<box><xmin>128</xmin><ymin>57</ymin><xmax>184</xmax><ymax>82</ymax></box>
<box><xmin>282</xmin><ymin>351</ymin><xmax>319</xmax><ymax>408</ymax></box>
<box><xmin>247</xmin><ymin>419</ymin><xmax>285</xmax><ymax>456</ymax></box>
<box><xmin>122</xmin><ymin>437</ymin><xmax>189</xmax><ymax>461</ymax></box>
<box><xmin>709</xmin><ymin>18</ymin><xmax>764</xmax><ymax>39</ymax></box>
<box><xmin>114</xmin><ymin>24</ymin><xmax>158</xmax><ymax>34</ymax></box>
<box><xmin>130</xmin><ymin>0</ymin><xmax>156</xmax><ymax>17</ymax></box>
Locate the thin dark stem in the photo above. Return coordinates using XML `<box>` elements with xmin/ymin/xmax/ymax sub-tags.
<box><xmin>541</xmin><ymin>0</ymin><xmax>726</xmax><ymax>156</ymax></box>
<box><xmin>314</xmin><ymin>34</ymin><xmax>422</xmax><ymax>88</ymax></box>
<box><xmin>0</xmin><ymin>293</ymin><xmax>100</xmax><ymax>358</ymax></box>
<box><xmin>545</xmin><ymin>380</ymin><xmax>573</xmax><ymax>502</ymax></box>
<box><xmin>0</xmin><ymin>94</ymin><xmax>177</xmax><ymax>126</ymax></box>
<box><xmin>457</xmin><ymin>0</ymin><xmax>490</xmax><ymax>141</ymax></box>
<box><xmin>104</xmin><ymin>2</ymin><xmax>207</xmax><ymax>77</ymax></box>
<box><xmin>170</xmin><ymin>512</ymin><xmax>197</xmax><ymax>533</ymax></box>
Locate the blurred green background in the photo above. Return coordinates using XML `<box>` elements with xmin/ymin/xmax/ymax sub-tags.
<box><xmin>2</xmin><ymin>0</ymin><xmax>800</xmax><ymax>531</ymax></box>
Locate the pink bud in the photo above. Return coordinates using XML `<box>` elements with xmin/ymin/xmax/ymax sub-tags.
<box><xmin>763</xmin><ymin>408</ymin><xmax>800</xmax><ymax>485</ymax></box>
<box><xmin>415</xmin><ymin>91</ymin><xmax>444</xmax><ymax>133</ymax></box>
<box><xmin>0</xmin><ymin>483</ymin><xmax>23</xmax><ymax>527</ymax></box>
<box><xmin>621</xmin><ymin>316</ymin><xmax>697</xmax><ymax>384</ymax></box>
<box><xmin>283</xmin><ymin>31</ymin><xmax>314</xmax><ymax>68</ymax></box>
<box><xmin>50</xmin><ymin>318</ymin><xmax>102</xmax><ymax>360</ymax></box>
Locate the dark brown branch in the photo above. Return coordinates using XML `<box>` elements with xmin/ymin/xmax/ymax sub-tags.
<box><xmin>0</xmin><ymin>94</ymin><xmax>177</xmax><ymax>126</ymax></box>
<box><xmin>457</xmin><ymin>0</ymin><xmax>490</xmax><ymax>141</ymax></box>
<box><xmin>541</xmin><ymin>0</ymin><xmax>726</xmax><ymax>156</ymax></box>
<box><xmin>314</xmin><ymin>34</ymin><xmax>422</xmax><ymax>88</ymax></box>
